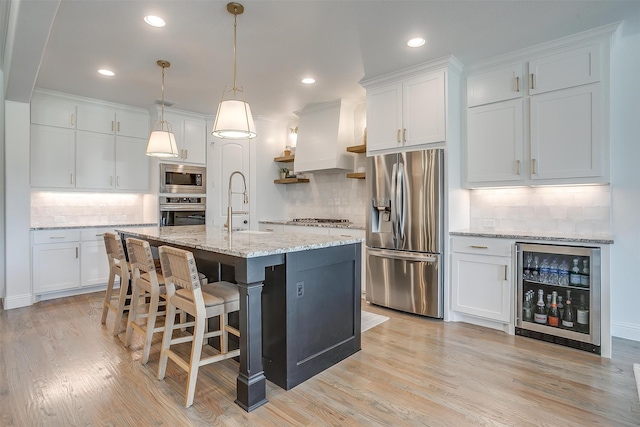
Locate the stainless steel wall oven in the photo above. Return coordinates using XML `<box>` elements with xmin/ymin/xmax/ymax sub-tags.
<box><xmin>159</xmin><ymin>196</ymin><xmax>206</xmax><ymax>227</ymax></box>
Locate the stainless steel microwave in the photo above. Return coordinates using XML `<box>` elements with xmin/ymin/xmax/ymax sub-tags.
<box><xmin>159</xmin><ymin>163</ymin><xmax>206</xmax><ymax>194</ymax></box>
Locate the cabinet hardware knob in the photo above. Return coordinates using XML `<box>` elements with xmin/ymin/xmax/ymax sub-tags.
<box><xmin>470</xmin><ymin>245</ymin><xmax>488</xmax><ymax>249</ymax></box>
<box><xmin>515</xmin><ymin>76</ymin><xmax>520</xmax><ymax>92</ymax></box>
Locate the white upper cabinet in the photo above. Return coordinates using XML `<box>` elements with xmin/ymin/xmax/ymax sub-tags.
<box><xmin>115</xmin><ymin>136</ymin><xmax>150</xmax><ymax>191</ymax></box>
<box><xmin>467</xmin><ymin>99</ymin><xmax>524</xmax><ymax>184</ymax></box>
<box><xmin>528</xmin><ymin>44</ymin><xmax>600</xmax><ymax>95</ymax></box>
<box><xmin>31</xmin><ymin>95</ymin><xmax>76</xmax><ymax>129</ymax></box>
<box><xmin>75</xmin><ymin>131</ymin><xmax>116</xmax><ymax>190</ymax></box>
<box><xmin>30</xmin><ymin>124</ymin><xmax>76</xmax><ymax>188</ymax></box>
<box><xmin>76</xmin><ymin>104</ymin><xmax>150</xmax><ymax>138</ymax></box>
<box><xmin>465</xmin><ymin>28</ymin><xmax>612</xmax><ymax>188</ymax></box>
<box><xmin>364</xmin><ymin>69</ymin><xmax>446</xmax><ymax>154</ymax></box>
<box><xmin>467</xmin><ymin>62</ymin><xmax>524</xmax><ymax>107</ymax></box>
<box><xmin>161</xmin><ymin>110</ymin><xmax>207</xmax><ymax>165</ymax></box>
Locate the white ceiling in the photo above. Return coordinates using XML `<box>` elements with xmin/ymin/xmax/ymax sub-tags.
<box><xmin>16</xmin><ymin>1</ymin><xmax>640</xmax><ymax>122</ymax></box>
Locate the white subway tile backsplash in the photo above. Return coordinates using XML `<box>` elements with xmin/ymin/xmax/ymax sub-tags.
<box><xmin>470</xmin><ymin>185</ymin><xmax>611</xmax><ymax>234</ymax></box>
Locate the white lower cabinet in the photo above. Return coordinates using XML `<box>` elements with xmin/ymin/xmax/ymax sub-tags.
<box><xmin>32</xmin><ymin>227</ymin><xmax>115</xmax><ymax>296</ymax></box>
<box><xmin>450</xmin><ymin>237</ymin><xmax>514</xmax><ymax>326</ymax></box>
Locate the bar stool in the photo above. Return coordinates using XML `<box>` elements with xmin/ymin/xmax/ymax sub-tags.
<box><xmin>157</xmin><ymin>245</ymin><xmax>240</xmax><ymax>408</ymax></box>
<box><xmin>101</xmin><ymin>232</ymin><xmax>131</xmax><ymax>336</ymax></box>
<box><xmin>124</xmin><ymin>237</ymin><xmax>167</xmax><ymax>364</ymax></box>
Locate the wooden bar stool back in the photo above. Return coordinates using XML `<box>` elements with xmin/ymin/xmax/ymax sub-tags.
<box><xmin>101</xmin><ymin>232</ymin><xmax>131</xmax><ymax>336</ymax></box>
<box><xmin>157</xmin><ymin>245</ymin><xmax>240</xmax><ymax>408</ymax></box>
<box><xmin>124</xmin><ymin>237</ymin><xmax>167</xmax><ymax>364</ymax></box>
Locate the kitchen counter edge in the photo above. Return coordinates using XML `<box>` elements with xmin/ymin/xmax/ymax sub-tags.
<box><xmin>31</xmin><ymin>223</ymin><xmax>158</xmax><ymax>231</ymax></box>
<box><xmin>259</xmin><ymin>220</ymin><xmax>365</xmax><ymax>230</ymax></box>
<box><xmin>450</xmin><ymin>230</ymin><xmax>613</xmax><ymax>245</ymax></box>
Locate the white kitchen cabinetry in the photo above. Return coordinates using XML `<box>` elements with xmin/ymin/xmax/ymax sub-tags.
<box><xmin>80</xmin><ymin>228</ymin><xmax>112</xmax><ymax>288</ymax></box>
<box><xmin>115</xmin><ymin>137</ymin><xmax>150</xmax><ymax>191</ymax></box>
<box><xmin>76</xmin><ymin>103</ymin><xmax>150</xmax><ymax>138</ymax></box>
<box><xmin>258</xmin><ymin>223</ymin><xmax>284</xmax><ymax>233</ymax></box>
<box><xmin>364</xmin><ymin>69</ymin><xmax>446</xmax><ymax>154</ymax></box>
<box><xmin>465</xmin><ymin>31</ymin><xmax>611</xmax><ymax>188</ymax></box>
<box><xmin>31</xmin><ymin>95</ymin><xmax>77</xmax><ymax>129</ymax></box>
<box><xmin>32</xmin><ymin>230</ymin><xmax>81</xmax><ymax>294</ymax></box>
<box><xmin>162</xmin><ymin>111</ymin><xmax>207</xmax><ymax>165</ymax></box>
<box><xmin>450</xmin><ymin>237</ymin><xmax>513</xmax><ymax>327</ymax></box>
<box><xmin>30</xmin><ymin>125</ymin><xmax>76</xmax><ymax>188</ymax></box>
<box><xmin>76</xmin><ymin>131</ymin><xmax>116</xmax><ymax>190</ymax></box>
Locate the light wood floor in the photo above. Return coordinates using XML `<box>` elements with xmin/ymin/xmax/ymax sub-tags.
<box><xmin>1</xmin><ymin>292</ymin><xmax>639</xmax><ymax>426</ymax></box>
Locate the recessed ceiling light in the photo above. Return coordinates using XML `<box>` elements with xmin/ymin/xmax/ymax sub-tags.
<box><xmin>98</xmin><ymin>69</ymin><xmax>115</xmax><ymax>77</ymax></box>
<box><xmin>301</xmin><ymin>77</ymin><xmax>316</xmax><ymax>85</ymax></box>
<box><xmin>144</xmin><ymin>15</ymin><xmax>166</xmax><ymax>27</ymax></box>
<box><xmin>407</xmin><ymin>37</ymin><xmax>426</xmax><ymax>48</ymax></box>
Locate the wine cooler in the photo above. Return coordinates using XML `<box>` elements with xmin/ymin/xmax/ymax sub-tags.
<box><xmin>516</xmin><ymin>243</ymin><xmax>601</xmax><ymax>354</ymax></box>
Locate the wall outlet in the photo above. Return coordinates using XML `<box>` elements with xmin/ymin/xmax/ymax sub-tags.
<box><xmin>483</xmin><ymin>219</ymin><xmax>496</xmax><ymax>229</ymax></box>
<box><xmin>297</xmin><ymin>282</ymin><xmax>304</xmax><ymax>298</ymax></box>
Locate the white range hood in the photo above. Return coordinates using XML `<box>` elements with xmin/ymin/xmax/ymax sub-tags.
<box><xmin>293</xmin><ymin>99</ymin><xmax>355</xmax><ymax>173</ymax></box>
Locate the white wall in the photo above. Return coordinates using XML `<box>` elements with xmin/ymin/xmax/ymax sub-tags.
<box><xmin>0</xmin><ymin>70</ymin><xmax>4</xmax><ymax>301</ymax></box>
<box><xmin>3</xmin><ymin>100</ymin><xmax>31</xmax><ymax>309</ymax></box>
<box><xmin>610</xmin><ymin>15</ymin><xmax>640</xmax><ymax>342</ymax></box>
<box><xmin>253</xmin><ymin>117</ymin><xmax>287</xmax><ymax>225</ymax></box>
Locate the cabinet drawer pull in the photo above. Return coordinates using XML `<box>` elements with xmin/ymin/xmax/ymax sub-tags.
<box><xmin>265</xmin><ymin>228</ymin><xmax>274</xmax><ymax>232</ymax></box>
<box><xmin>50</xmin><ymin>236</ymin><xmax>66</xmax><ymax>239</ymax></box>
<box><xmin>340</xmin><ymin>234</ymin><xmax>352</xmax><ymax>237</ymax></box>
<box><xmin>470</xmin><ymin>245</ymin><xmax>488</xmax><ymax>249</ymax></box>
<box><xmin>397</xmin><ymin>129</ymin><xmax>401</xmax><ymax>143</ymax></box>
<box><xmin>530</xmin><ymin>73</ymin><xmax>534</xmax><ymax>89</ymax></box>
<box><xmin>515</xmin><ymin>76</ymin><xmax>520</xmax><ymax>92</ymax></box>
<box><xmin>95</xmin><ymin>233</ymin><xmax>104</xmax><ymax>237</ymax></box>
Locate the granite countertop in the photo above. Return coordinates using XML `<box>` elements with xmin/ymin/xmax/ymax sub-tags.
<box><xmin>450</xmin><ymin>229</ymin><xmax>614</xmax><ymax>245</ymax></box>
<box><xmin>259</xmin><ymin>220</ymin><xmax>366</xmax><ymax>230</ymax></box>
<box><xmin>31</xmin><ymin>222</ymin><xmax>158</xmax><ymax>231</ymax></box>
<box><xmin>117</xmin><ymin>225</ymin><xmax>364</xmax><ymax>258</ymax></box>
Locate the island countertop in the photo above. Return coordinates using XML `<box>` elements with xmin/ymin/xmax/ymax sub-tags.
<box><xmin>116</xmin><ymin>225</ymin><xmax>364</xmax><ymax>258</ymax></box>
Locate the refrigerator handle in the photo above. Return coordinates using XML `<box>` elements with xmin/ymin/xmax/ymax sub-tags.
<box><xmin>390</xmin><ymin>162</ymin><xmax>398</xmax><ymax>241</ymax></box>
<box><xmin>369</xmin><ymin>247</ymin><xmax>438</xmax><ymax>263</ymax></box>
<box><xmin>397</xmin><ymin>162</ymin><xmax>406</xmax><ymax>241</ymax></box>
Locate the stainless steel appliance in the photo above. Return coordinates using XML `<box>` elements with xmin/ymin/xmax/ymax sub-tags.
<box><xmin>516</xmin><ymin>242</ymin><xmax>601</xmax><ymax>353</ymax></box>
<box><xmin>366</xmin><ymin>148</ymin><xmax>443</xmax><ymax>318</ymax></box>
<box><xmin>160</xmin><ymin>163</ymin><xmax>206</xmax><ymax>194</ymax></box>
<box><xmin>159</xmin><ymin>196</ymin><xmax>206</xmax><ymax>227</ymax></box>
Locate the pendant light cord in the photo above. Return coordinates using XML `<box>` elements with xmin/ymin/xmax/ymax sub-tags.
<box><xmin>232</xmin><ymin>6</ymin><xmax>238</xmax><ymax>94</ymax></box>
<box><xmin>161</xmin><ymin>64</ymin><xmax>166</xmax><ymax>130</ymax></box>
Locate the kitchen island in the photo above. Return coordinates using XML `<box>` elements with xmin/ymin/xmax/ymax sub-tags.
<box><xmin>117</xmin><ymin>225</ymin><xmax>362</xmax><ymax>412</ymax></box>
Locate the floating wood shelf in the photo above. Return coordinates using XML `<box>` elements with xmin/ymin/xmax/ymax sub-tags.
<box><xmin>346</xmin><ymin>144</ymin><xmax>366</xmax><ymax>154</ymax></box>
<box><xmin>346</xmin><ymin>172</ymin><xmax>365</xmax><ymax>179</ymax></box>
<box><xmin>274</xmin><ymin>155</ymin><xmax>295</xmax><ymax>163</ymax></box>
<box><xmin>274</xmin><ymin>178</ymin><xmax>310</xmax><ymax>184</ymax></box>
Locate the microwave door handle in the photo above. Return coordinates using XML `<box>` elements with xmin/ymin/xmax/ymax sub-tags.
<box><xmin>390</xmin><ymin>162</ymin><xmax>398</xmax><ymax>241</ymax></box>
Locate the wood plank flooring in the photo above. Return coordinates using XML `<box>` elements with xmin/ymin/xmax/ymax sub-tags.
<box><xmin>1</xmin><ymin>292</ymin><xmax>639</xmax><ymax>426</ymax></box>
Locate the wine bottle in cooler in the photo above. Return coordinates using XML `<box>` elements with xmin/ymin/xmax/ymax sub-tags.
<box><xmin>580</xmin><ymin>259</ymin><xmax>590</xmax><ymax>287</ymax></box>
<box><xmin>576</xmin><ymin>294</ymin><xmax>590</xmax><ymax>332</ymax></box>
<box><xmin>534</xmin><ymin>289</ymin><xmax>548</xmax><ymax>324</ymax></box>
<box><xmin>557</xmin><ymin>295</ymin><xmax>564</xmax><ymax>319</ymax></box>
<box><xmin>548</xmin><ymin>291</ymin><xmax>560</xmax><ymax>327</ymax></box>
<box><xmin>523</xmin><ymin>293</ymin><xmax>533</xmax><ymax>322</ymax></box>
<box><xmin>570</xmin><ymin>258</ymin><xmax>582</xmax><ymax>285</ymax></box>
<box><xmin>562</xmin><ymin>295</ymin><xmax>574</xmax><ymax>329</ymax></box>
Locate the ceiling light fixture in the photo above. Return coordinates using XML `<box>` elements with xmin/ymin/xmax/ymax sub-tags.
<box><xmin>144</xmin><ymin>15</ymin><xmax>166</xmax><ymax>27</ymax></box>
<box><xmin>301</xmin><ymin>77</ymin><xmax>316</xmax><ymax>85</ymax></box>
<box><xmin>407</xmin><ymin>37</ymin><xmax>426</xmax><ymax>48</ymax></box>
<box><xmin>211</xmin><ymin>2</ymin><xmax>256</xmax><ymax>140</ymax></box>
<box><xmin>98</xmin><ymin>69</ymin><xmax>115</xmax><ymax>77</ymax></box>
<box><xmin>145</xmin><ymin>60</ymin><xmax>179</xmax><ymax>158</ymax></box>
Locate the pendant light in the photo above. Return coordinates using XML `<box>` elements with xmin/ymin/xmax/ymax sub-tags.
<box><xmin>146</xmin><ymin>60</ymin><xmax>179</xmax><ymax>157</ymax></box>
<box><xmin>211</xmin><ymin>2</ymin><xmax>257</xmax><ymax>140</ymax></box>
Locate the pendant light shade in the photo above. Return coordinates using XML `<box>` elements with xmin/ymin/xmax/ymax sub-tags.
<box><xmin>212</xmin><ymin>2</ymin><xmax>257</xmax><ymax>140</ymax></box>
<box><xmin>146</xmin><ymin>60</ymin><xmax>179</xmax><ymax>158</ymax></box>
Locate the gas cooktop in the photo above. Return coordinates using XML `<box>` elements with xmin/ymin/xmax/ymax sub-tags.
<box><xmin>289</xmin><ymin>218</ymin><xmax>351</xmax><ymax>224</ymax></box>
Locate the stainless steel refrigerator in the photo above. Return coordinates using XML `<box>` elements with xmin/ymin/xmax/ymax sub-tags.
<box><xmin>366</xmin><ymin>148</ymin><xmax>443</xmax><ymax>318</ymax></box>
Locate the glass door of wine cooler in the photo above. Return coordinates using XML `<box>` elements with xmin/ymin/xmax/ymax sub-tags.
<box><xmin>516</xmin><ymin>243</ymin><xmax>600</xmax><ymax>353</ymax></box>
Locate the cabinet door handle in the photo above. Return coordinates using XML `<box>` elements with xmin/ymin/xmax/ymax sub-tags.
<box><xmin>117</xmin><ymin>176</ymin><xmax>120</xmax><ymax>187</ymax></box>
<box><xmin>504</xmin><ymin>265</ymin><xmax>508</xmax><ymax>281</ymax></box>
<box><xmin>516</xmin><ymin>159</ymin><xmax>520</xmax><ymax>175</ymax></box>
<box><xmin>515</xmin><ymin>76</ymin><xmax>520</xmax><ymax>92</ymax></box>
<box><xmin>470</xmin><ymin>245</ymin><xmax>488</xmax><ymax>249</ymax></box>
<box><xmin>112</xmin><ymin>120</ymin><xmax>115</xmax><ymax>132</ymax></box>
<box><xmin>397</xmin><ymin>129</ymin><xmax>401</xmax><ymax>143</ymax></box>
<box><xmin>184</xmin><ymin>149</ymin><xmax>188</xmax><ymax>159</ymax></box>
<box><xmin>76</xmin><ymin>247</ymin><xmax>79</xmax><ymax>258</ymax></box>
<box><xmin>402</xmin><ymin>128</ymin><xmax>407</xmax><ymax>142</ymax></box>
<box><xmin>70</xmin><ymin>173</ymin><xmax>74</xmax><ymax>185</ymax></box>
<box><xmin>532</xmin><ymin>158</ymin><xmax>537</xmax><ymax>174</ymax></box>
<box><xmin>530</xmin><ymin>73</ymin><xmax>534</xmax><ymax>90</ymax></box>
<box><xmin>110</xmin><ymin>176</ymin><xmax>113</xmax><ymax>186</ymax></box>
<box><xmin>117</xmin><ymin>121</ymin><xmax>120</xmax><ymax>132</ymax></box>
<box><xmin>71</xmin><ymin>114</ymin><xmax>75</xmax><ymax>126</ymax></box>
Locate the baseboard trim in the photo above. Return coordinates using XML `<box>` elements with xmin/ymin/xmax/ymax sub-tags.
<box><xmin>2</xmin><ymin>293</ymin><xmax>34</xmax><ymax>310</ymax></box>
<box><xmin>612</xmin><ymin>321</ymin><xmax>640</xmax><ymax>342</ymax></box>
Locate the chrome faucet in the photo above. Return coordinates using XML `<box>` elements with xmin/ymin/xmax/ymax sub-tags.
<box><xmin>226</xmin><ymin>171</ymin><xmax>249</xmax><ymax>234</ymax></box>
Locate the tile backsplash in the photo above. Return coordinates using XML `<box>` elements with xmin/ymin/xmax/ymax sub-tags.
<box><xmin>469</xmin><ymin>185</ymin><xmax>611</xmax><ymax>234</ymax></box>
<box><xmin>31</xmin><ymin>192</ymin><xmax>146</xmax><ymax>227</ymax></box>
<box><xmin>285</xmin><ymin>172</ymin><xmax>367</xmax><ymax>225</ymax></box>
